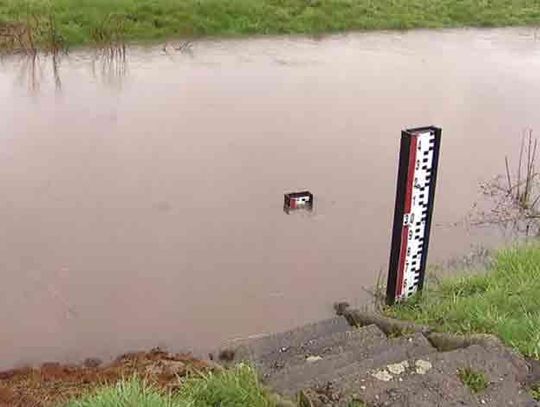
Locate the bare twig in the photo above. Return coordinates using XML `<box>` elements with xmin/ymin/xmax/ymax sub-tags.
<box><xmin>517</xmin><ymin>131</ymin><xmax>525</xmax><ymax>201</ymax></box>
<box><xmin>524</xmin><ymin>131</ymin><xmax>533</xmax><ymax>205</ymax></box>
<box><xmin>530</xmin><ymin>193</ymin><xmax>540</xmax><ymax>210</ymax></box>
<box><xmin>527</xmin><ymin>134</ymin><xmax>537</xmax><ymax>205</ymax></box>
<box><xmin>505</xmin><ymin>156</ymin><xmax>512</xmax><ymax>192</ymax></box>
<box><xmin>472</xmin><ymin>129</ymin><xmax>540</xmax><ymax>236</ymax></box>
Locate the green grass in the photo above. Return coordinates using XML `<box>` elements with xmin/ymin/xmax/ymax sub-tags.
<box><xmin>1</xmin><ymin>0</ymin><xmax>540</xmax><ymax>49</ymax></box>
<box><xmin>530</xmin><ymin>384</ymin><xmax>540</xmax><ymax>401</ymax></box>
<box><xmin>174</xmin><ymin>363</ymin><xmax>277</xmax><ymax>407</ymax></box>
<box><xmin>388</xmin><ymin>244</ymin><xmax>540</xmax><ymax>359</ymax></box>
<box><xmin>64</xmin><ymin>376</ymin><xmax>176</xmax><ymax>407</ymax></box>
<box><xmin>457</xmin><ymin>367</ymin><xmax>489</xmax><ymax>393</ymax></box>
<box><xmin>63</xmin><ymin>365</ymin><xmax>280</xmax><ymax>407</ymax></box>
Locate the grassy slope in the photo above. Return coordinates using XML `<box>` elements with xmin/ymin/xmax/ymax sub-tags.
<box><xmin>65</xmin><ymin>377</ymin><xmax>176</xmax><ymax>407</ymax></box>
<box><xmin>1</xmin><ymin>0</ymin><xmax>540</xmax><ymax>47</ymax></box>
<box><xmin>388</xmin><ymin>244</ymin><xmax>540</xmax><ymax>359</ymax></box>
<box><xmin>65</xmin><ymin>365</ymin><xmax>280</xmax><ymax>407</ymax></box>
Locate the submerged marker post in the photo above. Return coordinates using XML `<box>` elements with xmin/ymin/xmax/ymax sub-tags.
<box><xmin>386</xmin><ymin>126</ymin><xmax>442</xmax><ymax>305</ymax></box>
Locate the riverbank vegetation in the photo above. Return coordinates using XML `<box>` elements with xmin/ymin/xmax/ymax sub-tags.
<box><xmin>65</xmin><ymin>365</ymin><xmax>280</xmax><ymax>407</ymax></box>
<box><xmin>1</xmin><ymin>0</ymin><xmax>540</xmax><ymax>51</ymax></box>
<box><xmin>387</xmin><ymin>244</ymin><xmax>540</xmax><ymax>359</ymax></box>
<box><xmin>0</xmin><ymin>352</ymin><xmax>282</xmax><ymax>407</ymax></box>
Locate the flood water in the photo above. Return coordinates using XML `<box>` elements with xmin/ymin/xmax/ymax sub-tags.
<box><xmin>1</xmin><ymin>28</ymin><xmax>540</xmax><ymax>369</ymax></box>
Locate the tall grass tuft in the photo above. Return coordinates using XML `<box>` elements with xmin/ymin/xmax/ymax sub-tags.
<box><xmin>65</xmin><ymin>376</ymin><xmax>176</xmax><ymax>407</ymax></box>
<box><xmin>175</xmin><ymin>364</ymin><xmax>277</xmax><ymax>407</ymax></box>
<box><xmin>505</xmin><ymin>129</ymin><xmax>539</xmax><ymax>211</ymax></box>
<box><xmin>91</xmin><ymin>13</ymin><xmax>126</xmax><ymax>60</ymax></box>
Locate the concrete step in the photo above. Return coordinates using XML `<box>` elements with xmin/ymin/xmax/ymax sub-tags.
<box><xmin>256</xmin><ymin>324</ymin><xmax>387</xmax><ymax>378</ymax></box>
<box><xmin>263</xmin><ymin>324</ymin><xmax>386</xmax><ymax>389</ymax></box>
<box><xmin>232</xmin><ymin>309</ymin><xmax>538</xmax><ymax>407</ymax></box>
<box><xmin>267</xmin><ymin>331</ymin><xmax>436</xmax><ymax>396</ymax></box>
<box><xmin>223</xmin><ymin>317</ymin><xmax>352</xmax><ymax>363</ymax></box>
<box><xmin>347</xmin><ymin>344</ymin><xmax>538</xmax><ymax>407</ymax></box>
<box><xmin>318</xmin><ymin>332</ymin><xmax>437</xmax><ymax>392</ymax></box>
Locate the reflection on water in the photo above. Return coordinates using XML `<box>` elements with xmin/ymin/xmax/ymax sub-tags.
<box><xmin>13</xmin><ymin>52</ymin><xmax>43</xmax><ymax>93</ymax></box>
<box><xmin>1</xmin><ymin>28</ymin><xmax>540</xmax><ymax>370</ymax></box>
<box><xmin>52</xmin><ymin>53</ymin><xmax>62</xmax><ymax>91</ymax></box>
<box><xmin>3</xmin><ymin>46</ymin><xmax>129</xmax><ymax>92</ymax></box>
<box><xmin>91</xmin><ymin>46</ymin><xmax>128</xmax><ymax>88</ymax></box>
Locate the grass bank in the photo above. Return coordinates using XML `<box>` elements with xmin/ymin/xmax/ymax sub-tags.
<box><xmin>65</xmin><ymin>364</ymin><xmax>282</xmax><ymax>407</ymax></box>
<box><xmin>387</xmin><ymin>244</ymin><xmax>540</xmax><ymax>359</ymax></box>
<box><xmin>1</xmin><ymin>0</ymin><xmax>540</xmax><ymax>50</ymax></box>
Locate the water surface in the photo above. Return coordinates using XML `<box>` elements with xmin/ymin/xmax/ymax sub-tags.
<box><xmin>1</xmin><ymin>28</ymin><xmax>540</xmax><ymax>369</ymax></box>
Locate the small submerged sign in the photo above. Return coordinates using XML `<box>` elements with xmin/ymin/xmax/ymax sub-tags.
<box><xmin>284</xmin><ymin>191</ymin><xmax>314</xmax><ymax>214</ymax></box>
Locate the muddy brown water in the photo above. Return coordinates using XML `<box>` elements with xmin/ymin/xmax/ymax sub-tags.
<box><xmin>1</xmin><ymin>28</ymin><xmax>540</xmax><ymax>370</ymax></box>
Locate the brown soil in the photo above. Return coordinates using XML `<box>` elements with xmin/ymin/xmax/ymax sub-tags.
<box><xmin>0</xmin><ymin>348</ymin><xmax>211</xmax><ymax>407</ymax></box>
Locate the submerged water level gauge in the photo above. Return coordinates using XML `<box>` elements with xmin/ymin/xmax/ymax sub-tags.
<box><xmin>386</xmin><ymin>126</ymin><xmax>442</xmax><ymax>305</ymax></box>
<box><xmin>284</xmin><ymin>191</ymin><xmax>314</xmax><ymax>214</ymax></box>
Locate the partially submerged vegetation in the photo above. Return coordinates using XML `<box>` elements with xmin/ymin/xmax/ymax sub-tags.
<box><xmin>388</xmin><ymin>244</ymin><xmax>540</xmax><ymax>359</ymax></box>
<box><xmin>473</xmin><ymin>129</ymin><xmax>540</xmax><ymax>236</ymax></box>
<box><xmin>1</xmin><ymin>0</ymin><xmax>540</xmax><ymax>51</ymax></box>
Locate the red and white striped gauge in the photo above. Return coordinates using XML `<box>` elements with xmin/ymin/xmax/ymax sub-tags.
<box><xmin>386</xmin><ymin>126</ymin><xmax>442</xmax><ymax>305</ymax></box>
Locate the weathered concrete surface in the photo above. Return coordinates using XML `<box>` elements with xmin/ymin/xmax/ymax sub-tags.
<box><xmin>350</xmin><ymin>344</ymin><xmax>534</xmax><ymax>407</ymax></box>
<box><xmin>217</xmin><ymin>308</ymin><xmax>539</xmax><ymax>407</ymax></box>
